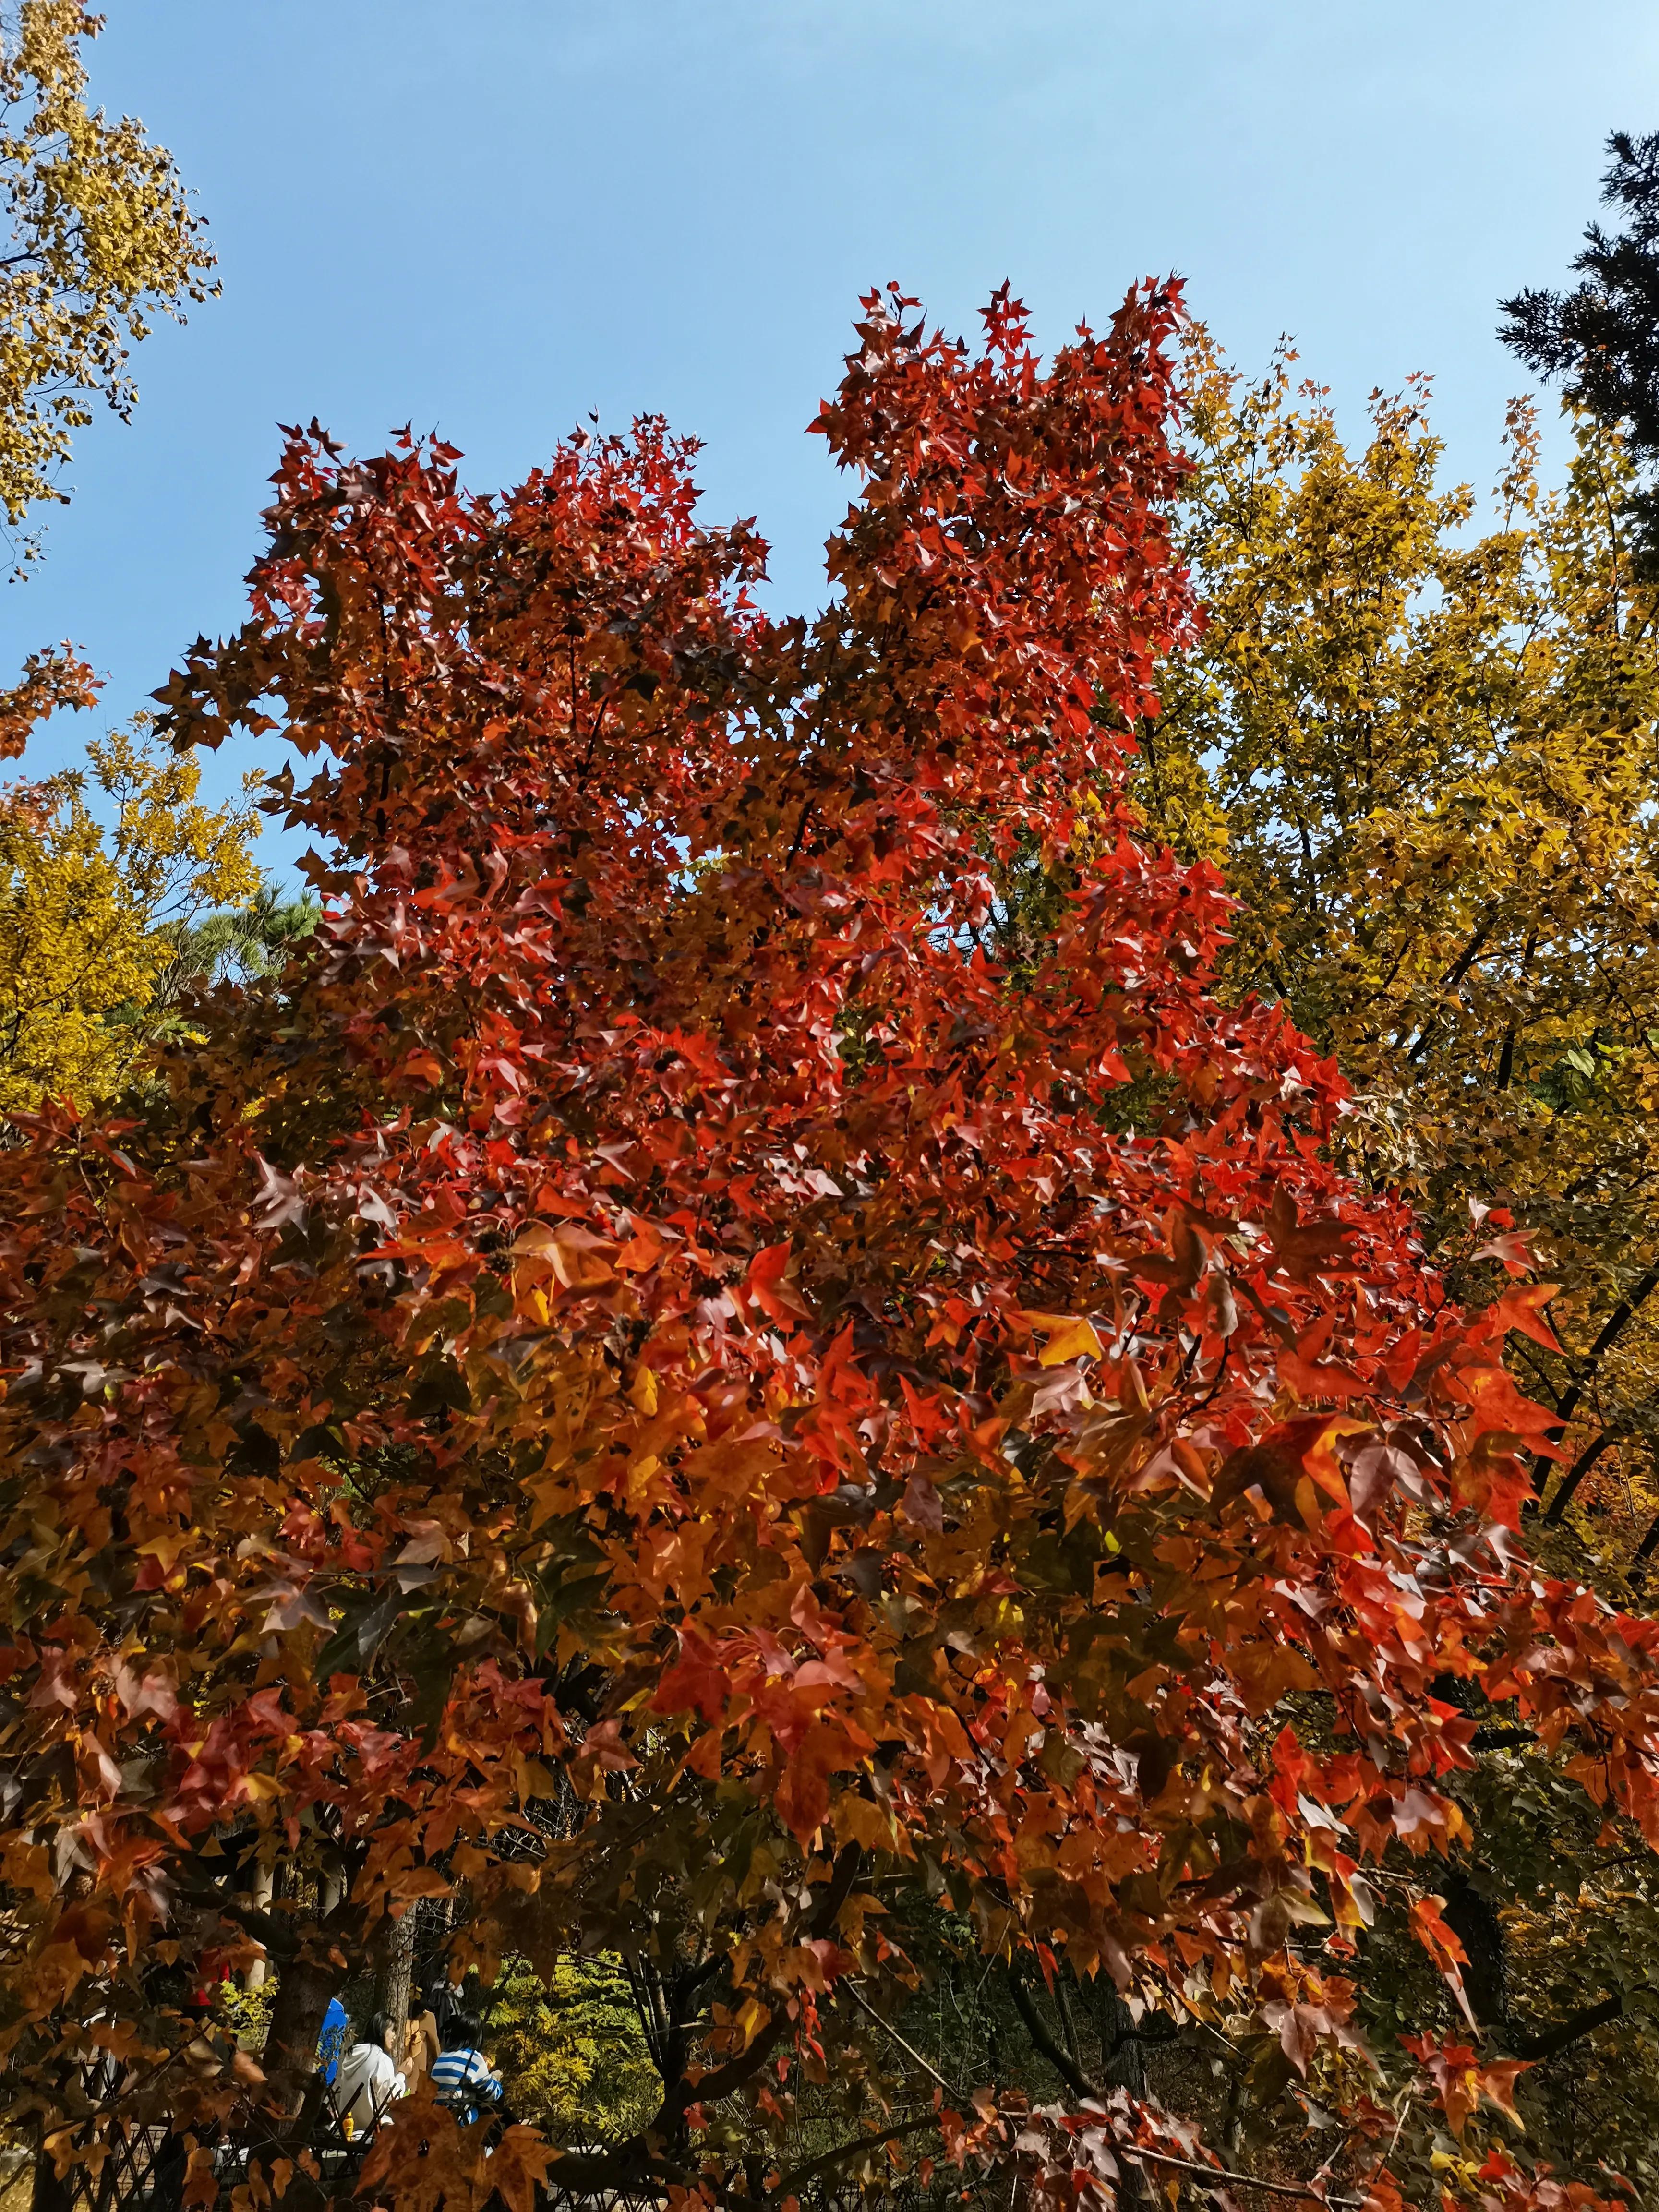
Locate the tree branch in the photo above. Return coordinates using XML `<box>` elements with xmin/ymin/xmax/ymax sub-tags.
<box><xmin>1632</xmin><ymin>1495</ymin><xmax>1659</xmax><ymax>1575</ymax></box>
<box><xmin>664</xmin><ymin>1844</ymin><xmax>864</xmax><ymax>2116</ymax></box>
<box><xmin>172</xmin><ymin>1866</ymin><xmax>298</xmax><ymax>1960</ymax></box>
<box><xmin>1130</xmin><ymin>2149</ymin><xmax>1363</xmax><ymax>2207</ymax></box>
<box><xmin>1471</xmin><ymin>1725</ymin><xmax>1536</xmax><ymax>1751</ymax></box>
<box><xmin>1401</xmin><ymin>909</ymin><xmax>1500</xmax><ymax>1064</ymax></box>
<box><xmin>1543</xmin><ymin>1430</ymin><xmax>1620</xmax><ymax>1524</ymax></box>
<box><xmin>784</xmin><ymin>795</ymin><xmax>817</xmax><ymax>867</ymax></box>
<box><xmin>544</xmin><ymin>2145</ymin><xmax>687</xmax><ymax>2196</ymax></box>
<box><xmin>1507</xmin><ymin>1992</ymin><xmax>1623</xmax><ymax>2061</ymax></box>
<box><xmin>1007</xmin><ymin>1962</ymin><xmax>1104</xmax><ymax>2103</ymax></box>
<box><xmin>842</xmin><ymin>1982</ymin><xmax>954</xmax><ymax>2094</ymax></box>
<box><xmin>776</xmin><ymin>2110</ymin><xmax>940</xmax><ymax>2192</ymax></box>
<box><xmin>1531</xmin><ymin>1263</ymin><xmax>1659</xmax><ymax>1483</ymax></box>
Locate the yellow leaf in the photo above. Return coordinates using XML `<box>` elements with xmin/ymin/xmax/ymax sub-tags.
<box><xmin>1023</xmin><ymin>1311</ymin><xmax>1104</xmax><ymax>1366</ymax></box>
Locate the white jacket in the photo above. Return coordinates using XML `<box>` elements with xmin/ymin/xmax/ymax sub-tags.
<box><xmin>334</xmin><ymin>2042</ymin><xmax>406</xmax><ymax>2132</ymax></box>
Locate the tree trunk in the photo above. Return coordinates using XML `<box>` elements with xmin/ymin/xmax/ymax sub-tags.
<box><xmin>261</xmin><ymin>1947</ymin><xmax>335</xmax><ymax>2115</ymax></box>
<box><xmin>30</xmin><ymin>2149</ymin><xmax>74</xmax><ymax>2212</ymax></box>
<box><xmin>377</xmin><ymin>1907</ymin><xmax>416</xmax><ymax>2041</ymax></box>
<box><xmin>245</xmin><ymin>1859</ymin><xmax>276</xmax><ymax>1991</ymax></box>
<box><xmin>1097</xmin><ymin>1987</ymin><xmax>1147</xmax><ymax>2096</ymax></box>
<box><xmin>1441</xmin><ymin>1873</ymin><xmax>1506</xmax><ymax>2029</ymax></box>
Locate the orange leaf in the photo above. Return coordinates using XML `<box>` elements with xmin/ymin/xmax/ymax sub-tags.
<box><xmin>1022</xmin><ymin>1311</ymin><xmax>1104</xmax><ymax>1366</ymax></box>
<box><xmin>1486</xmin><ymin>1282</ymin><xmax>1562</xmax><ymax>1354</ymax></box>
<box><xmin>1411</xmin><ymin>1895</ymin><xmax>1475</xmax><ymax>2025</ymax></box>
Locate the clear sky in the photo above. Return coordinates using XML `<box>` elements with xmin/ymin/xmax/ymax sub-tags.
<box><xmin>9</xmin><ymin>0</ymin><xmax>1659</xmax><ymax>860</ymax></box>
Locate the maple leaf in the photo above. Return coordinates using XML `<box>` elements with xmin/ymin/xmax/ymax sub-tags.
<box><xmin>1264</xmin><ymin>1185</ymin><xmax>1357</xmax><ymax>1281</ymax></box>
<box><xmin>1411</xmin><ymin>1896</ymin><xmax>1476</xmax><ymax>2025</ymax></box>
<box><xmin>1022</xmin><ymin>1310</ymin><xmax>1105</xmax><ymax>1367</ymax></box>
<box><xmin>1474</xmin><ymin>1229</ymin><xmax>1541</xmax><ymax>1278</ymax></box>
<box><xmin>1485</xmin><ymin>1282</ymin><xmax>1563</xmax><ymax>1354</ymax></box>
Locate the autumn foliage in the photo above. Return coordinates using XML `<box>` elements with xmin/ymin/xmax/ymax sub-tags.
<box><xmin>2</xmin><ymin>282</ymin><xmax>1658</xmax><ymax>2209</ymax></box>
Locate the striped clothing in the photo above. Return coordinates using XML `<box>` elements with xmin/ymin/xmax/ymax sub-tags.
<box><xmin>430</xmin><ymin>2045</ymin><xmax>502</xmax><ymax>2123</ymax></box>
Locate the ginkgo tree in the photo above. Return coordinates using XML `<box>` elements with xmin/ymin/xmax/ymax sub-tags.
<box><xmin>4</xmin><ymin>284</ymin><xmax>1659</xmax><ymax>2212</ymax></box>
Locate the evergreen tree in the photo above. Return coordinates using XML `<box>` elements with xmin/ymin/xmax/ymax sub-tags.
<box><xmin>1502</xmin><ymin>129</ymin><xmax>1659</xmax><ymax>571</ymax></box>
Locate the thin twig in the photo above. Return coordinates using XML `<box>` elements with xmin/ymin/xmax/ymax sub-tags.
<box><xmin>784</xmin><ymin>795</ymin><xmax>817</xmax><ymax>867</ymax></box>
<box><xmin>1126</xmin><ymin>2148</ymin><xmax>1364</xmax><ymax>2206</ymax></box>
<box><xmin>776</xmin><ymin>2110</ymin><xmax>940</xmax><ymax>2192</ymax></box>
<box><xmin>842</xmin><ymin>1982</ymin><xmax>956</xmax><ymax>2095</ymax></box>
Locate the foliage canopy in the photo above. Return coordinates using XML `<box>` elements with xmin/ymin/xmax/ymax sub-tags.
<box><xmin>2</xmin><ymin>286</ymin><xmax>1658</xmax><ymax>2212</ymax></box>
<box><xmin>0</xmin><ymin>0</ymin><xmax>215</xmax><ymax>548</ymax></box>
<box><xmin>1146</xmin><ymin>332</ymin><xmax>1659</xmax><ymax>1554</ymax></box>
<box><xmin>1135</xmin><ymin>325</ymin><xmax>1659</xmax><ymax>2181</ymax></box>
<box><xmin>0</xmin><ymin>709</ymin><xmax>261</xmax><ymax>1113</ymax></box>
<box><xmin>1502</xmin><ymin>130</ymin><xmax>1659</xmax><ymax>575</ymax></box>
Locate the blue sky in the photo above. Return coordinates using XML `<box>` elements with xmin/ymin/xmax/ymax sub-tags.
<box><xmin>9</xmin><ymin>0</ymin><xmax>1659</xmax><ymax>867</ymax></box>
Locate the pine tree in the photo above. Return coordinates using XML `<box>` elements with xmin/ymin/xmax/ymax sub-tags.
<box><xmin>1502</xmin><ymin>129</ymin><xmax>1659</xmax><ymax>571</ymax></box>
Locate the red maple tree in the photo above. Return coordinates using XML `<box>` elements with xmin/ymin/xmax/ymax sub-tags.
<box><xmin>1</xmin><ymin>281</ymin><xmax>1655</xmax><ymax>2210</ymax></box>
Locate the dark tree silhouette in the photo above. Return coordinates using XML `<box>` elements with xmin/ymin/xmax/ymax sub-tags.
<box><xmin>1502</xmin><ymin>130</ymin><xmax>1659</xmax><ymax>570</ymax></box>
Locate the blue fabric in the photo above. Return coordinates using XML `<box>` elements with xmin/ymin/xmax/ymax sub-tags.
<box><xmin>317</xmin><ymin>1996</ymin><xmax>349</xmax><ymax>2084</ymax></box>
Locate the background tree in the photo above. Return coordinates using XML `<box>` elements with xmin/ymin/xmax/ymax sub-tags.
<box><xmin>1501</xmin><ymin>129</ymin><xmax>1659</xmax><ymax>576</ymax></box>
<box><xmin>0</xmin><ymin>6</ymin><xmax>247</xmax><ymax>1119</ymax></box>
<box><xmin>1132</xmin><ymin>326</ymin><xmax>1659</xmax><ymax>2186</ymax></box>
<box><xmin>0</xmin><ymin>711</ymin><xmax>261</xmax><ymax>1111</ymax></box>
<box><xmin>144</xmin><ymin>879</ymin><xmax>320</xmax><ymax>1021</ymax></box>
<box><xmin>0</xmin><ymin>0</ymin><xmax>216</xmax><ymax>556</ymax></box>
<box><xmin>486</xmin><ymin>1956</ymin><xmax>658</xmax><ymax>2144</ymax></box>
<box><xmin>1143</xmin><ymin>328</ymin><xmax>1659</xmax><ymax>1571</ymax></box>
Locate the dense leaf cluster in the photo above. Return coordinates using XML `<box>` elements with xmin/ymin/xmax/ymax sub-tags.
<box><xmin>0</xmin><ymin>0</ymin><xmax>216</xmax><ymax>548</ymax></box>
<box><xmin>0</xmin><ymin>286</ymin><xmax>1656</xmax><ymax>2212</ymax></box>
